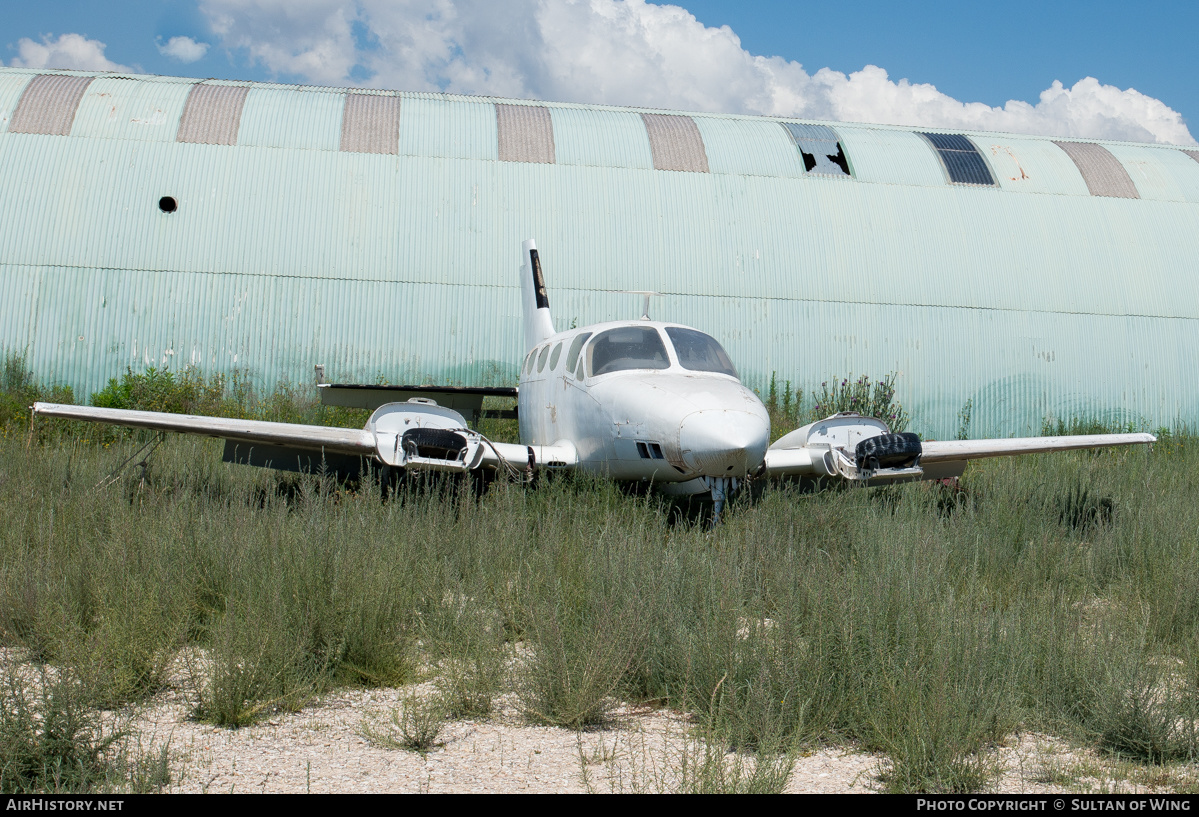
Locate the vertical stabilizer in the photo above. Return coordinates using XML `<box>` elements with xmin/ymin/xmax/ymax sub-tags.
<box><xmin>520</xmin><ymin>239</ymin><xmax>555</xmax><ymax>351</ymax></box>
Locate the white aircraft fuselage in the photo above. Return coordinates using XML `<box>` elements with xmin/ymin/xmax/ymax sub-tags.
<box><xmin>518</xmin><ymin>320</ymin><xmax>769</xmax><ymax>488</ymax></box>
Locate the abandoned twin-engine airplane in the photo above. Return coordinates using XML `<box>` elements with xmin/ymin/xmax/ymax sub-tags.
<box><xmin>34</xmin><ymin>240</ymin><xmax>1155</xmax><ymax>516</ymax></box>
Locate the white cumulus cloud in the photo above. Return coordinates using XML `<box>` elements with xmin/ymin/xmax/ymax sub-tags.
<box><xmin>9</xmin><ymin>32</ymin><xmax>133</xmax><ymax>73</ymax></box>
<box><xmin>202</xmin><ymin>0</ymin><xmax>359</xmax><ymax>85</ymax></box>
<box><xmin>157</xmin><ymin>35</ymin><xmax>210</xmax><ymax>63</ymax></box>
<box><xmin>195</xmin><ymin>0</ymin><xmax>1195</xmax><ymax>145</ymax></box>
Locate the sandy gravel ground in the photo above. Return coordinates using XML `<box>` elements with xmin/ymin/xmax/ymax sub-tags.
<box><xmin>126</xmin><ymin>681</ymin><xmax>1198</xmax><ymax>794</ymax></box>
<box><xmin>137</xmin><ymin>683</ymin><xmax>880</xmax><ymax>794</ymax></box>
<box><xmin>8</xmin><ymin>649</ymin><xmax>1197</xmax><ymax>794</ymax></box>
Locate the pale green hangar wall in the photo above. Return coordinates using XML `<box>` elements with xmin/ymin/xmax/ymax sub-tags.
<box><xmin>2</xmin><ymin>67</ymin><xmax>1197</xmax><ymax>437</ymax></box>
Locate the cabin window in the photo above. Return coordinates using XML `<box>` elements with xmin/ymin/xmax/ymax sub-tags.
<box><xmin>565</xmin><ymin>332</ymin><xmax>592</xmax><ymax>374</ymax></box>
<box><xmin>588</xmin><ymin>327</ymin><xmax>670</xmax><ymax>376</ymax></box>
<box><xmin>665</xmin><ymin>327</ymin><xmax>739</xmax><ymax>378</ymax></box>
<box><xmin>575</xmin><ymin>358</ymin><xmax>585</xmax><ymax>379</ymax></box>
<box><xmin>548</xmin><ymin>342</ymin><xmax>563</xmax><ymax>371</ymax></box>
<box><xmin>536</xmin><ymin>345</ymin><xmax>551</xmax><ymax>373</ymax></box>
<box><xmin>524</xmin><ymin>351</ymin><xmax>535</xmax><ymax>375</ymax></box>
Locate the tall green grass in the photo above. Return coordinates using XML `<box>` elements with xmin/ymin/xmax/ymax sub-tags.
<box><xmin>2</xmin><ymin>361</ymin><xmax>1198</xmax><ymax>791</ymax></box>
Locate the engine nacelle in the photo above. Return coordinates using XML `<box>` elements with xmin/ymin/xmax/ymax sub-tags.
<box><xmin>766</xmin><ymin>412</ymin><xmax>924</xmax><ymax>482</ymax></box>
<box><xmin>368</xmin><ymin>399</ymin><xmax>485</xmax><ymax>471</ymax></box>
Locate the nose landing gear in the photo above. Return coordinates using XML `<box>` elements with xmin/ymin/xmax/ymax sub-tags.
<box><xmin>701</xmin><ymin>476</ymin><xmax>740</xmax><ymax>525</ymax></box>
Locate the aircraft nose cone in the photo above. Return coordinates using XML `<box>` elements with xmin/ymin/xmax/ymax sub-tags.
<box><xmin>679</xmin><ymin>410</ymin><xmax>769</xmax><ymax>477</ymax></box>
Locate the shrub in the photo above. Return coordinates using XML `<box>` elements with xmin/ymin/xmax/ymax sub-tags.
<box><xmin>0</xmin><ymin>663</ymin><xmax>171</xmax><ymax>793</ymax></box>
<box><xmin>359</xmin><ymin>691</ymin><xmax>446</xmax><ymax>755</ymax></box>
<box><xmin>91</xmin><ymin>366</ymin><xmax>226</xmax><ymax>416</ymax></box>
<box><xmin>518</xmin><ymin>594</ymin><xmax>641</xmax><ymax>729</ymax></box>
<box><xmin>810</xmin><ymin>373</ymin><xmax>910</xmax><ymax>432</ymax></box>
<box><xmin>0</xmin><ymin>353</ymin><xmax>75</xmax><ymax>439</ymax></box>
<box><xmin>429</xmin><ymin>606</ymin><xmax>507</xmax><ymax>720</ymax></box>
<box><xmin>88</xmin><ymin>364</ymin><xmax>370</xmax><ymax>430</ymax></box>
<box><xmin>763</xmin><ymin>373</ymin><xmax>804</xmax><ymax>438</ymax></box>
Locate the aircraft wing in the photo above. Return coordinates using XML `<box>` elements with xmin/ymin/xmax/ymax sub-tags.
<box><xmin>32</xmin><ymin>402</ymin><xmax>375</xmax><ymax>453</ymax></box>
<box><xmin>764</xmin><ymin>413</ymin><xmax>1155</xmax><ymax>483</ymax></box>
<box><xmin>32</xmin><ymin>401</ymin><xmax>578</xmax><ymax>476</ymax></box>
<box><xmin>915</xmin><ymin>432</ymin><xmax>1156</xmax><ymax>480</ymax></box>
<box><xmin>919</xmin><ymin>433</ymin><xmax>1157</xmax><ymax>463</ymax></box>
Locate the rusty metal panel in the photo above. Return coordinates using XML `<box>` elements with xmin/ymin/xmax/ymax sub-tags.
<box><xmin>340</xmin><ymin>92</ymin><xmax>399</xmax><ymax>155</ymax></box>
<box><xmin>0</xmin><ymin>71</ymin><xmax>34</xmax><ymax>132</ymax></box>
<box><xmin>780</xmin><ymin>122</ymin><xmax>851</xmax><ymax>177</ymax></box>
<box><xmin>641</xmin><ymin>113</ymin><xmax>708</xmax><ymax>172</ymax></box>
<box><xmin>9</xmin><ymin>74</ymin><xmax>93</xmax><ymax>135</ymax></box>
<box><xmin>496</xmin><ymin>103</ymin><xmax>555</xmax><ymax>164</ymax></box>
<box><xmin>1053</xmin><ymin>141</ymin><xmax>1139</xmax><ymax>199</ymax></box>
<box><xmin>237</xmin><ymin>84</ymin><xmax>343</xmax><ymax>151</ymax></box>
<box><xmin>176</xmin><ymin>83</ymin><xmax>249</xmax><ymax>146</ymax></box>
<box><xmin>549</xmin><ymin>106</ymin><xmax>652</xmax><ymax>169</ymax></box>
<box><xmin>694</xmin><ymin>116</ymin><xmax>802</xmax><ymax>177</ymax></box>
<box><xmin>71</xmin><ymin>75</ymin><xmax>195</xmax><ymax>143</ymax></box>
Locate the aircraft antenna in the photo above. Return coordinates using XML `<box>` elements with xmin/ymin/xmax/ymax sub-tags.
<box><xmin>623</xmin><ymin>291</ymin><xmax>661</xmax><ymax>321</ymax></box>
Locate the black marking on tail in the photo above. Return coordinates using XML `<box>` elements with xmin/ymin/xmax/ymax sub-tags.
<box><xmin>529</xmin><ymin>248</ymin><xmax>550</xmax><ymax>310</ymax></box>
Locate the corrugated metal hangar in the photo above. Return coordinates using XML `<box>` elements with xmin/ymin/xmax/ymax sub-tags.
<box><xmin>1</xmin><ymin>67</ymin><xmax>1197</xmax><ymax>437</ymax></box>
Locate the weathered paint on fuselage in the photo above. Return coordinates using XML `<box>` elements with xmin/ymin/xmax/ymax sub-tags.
<box><xmin>517</xmin><ymin>321</ymin><xmax>770</xmax><ymax>483</ymax></box>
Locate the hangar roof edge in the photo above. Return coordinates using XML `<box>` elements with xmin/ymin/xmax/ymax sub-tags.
<box><xmin>0</xmin><ymin>66</ymin><xmax>1192</xmax><ymax>151</ymax></box>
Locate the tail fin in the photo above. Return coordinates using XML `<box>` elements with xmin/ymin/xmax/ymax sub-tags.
<box><xmin>520</xmin><ymin>238</ymin><xmax>555</xmax><ymax>351</ymax></box>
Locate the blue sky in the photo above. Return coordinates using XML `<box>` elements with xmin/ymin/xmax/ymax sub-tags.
<box><xmin>683</xmin><ymin>1</ymin><xmax>1195</xmax><ymax>116</ymax></box>
<box><xmin>3</xmin><ymin>0</ymin><xmax>1195</xmax><ymax>144</ymax></box>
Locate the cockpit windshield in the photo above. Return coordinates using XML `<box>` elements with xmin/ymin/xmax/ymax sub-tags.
<box><xmin>588</xmin><ymin>327</ymin><xmax>670</xmax><ymax>376</ymax></box>
<box><xmin>665</xmin><ymin>327</ymin><xmax>739</xmax><ymax>378</ymax></box>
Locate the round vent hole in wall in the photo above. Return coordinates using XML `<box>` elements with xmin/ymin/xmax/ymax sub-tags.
<box><xmin>159</xmin><ymin>196</ymin><xmax>177</xmax><ymax>213</ymax></box>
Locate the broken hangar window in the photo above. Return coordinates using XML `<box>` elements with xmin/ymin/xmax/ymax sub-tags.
<box><xmin>919</xmin><ymin>132</ymin><xmax>996</xmax><ymax>186</ymax></box>
<box><xmin>780</xmin><ymin>123</ymin><xmax>851</xmax><ymax>177</ymax></box>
